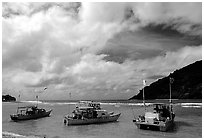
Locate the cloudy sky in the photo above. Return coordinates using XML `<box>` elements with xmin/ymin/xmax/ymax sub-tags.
<box><xmin>2</xmin><ymin>2</ymin><xmax>202</xmax><ymax>100</ymax></box>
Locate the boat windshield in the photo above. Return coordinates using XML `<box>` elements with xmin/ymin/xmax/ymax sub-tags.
<box><xmin>17</xmin><ymin>106</ymin><xmax>38</xmax><ymax>114</ymax></box>
<box><xmin>77</xmin><ymin>101</ymin><xmax>101</xmax><ymax>110</ymax></box>
<box><xmin>153</xmin><ymin>104</ymin><xmax>171</xmax><ymax>118</ymax></box>
<box><xmin>18</xmin><ymin>106</ymin><xmax>37</xmax><ymax>110</ymax></box>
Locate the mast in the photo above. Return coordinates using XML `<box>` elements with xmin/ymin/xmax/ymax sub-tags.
<box><xmin>169</xmin><ymin>77</ymin><xmax>174</xmax><ymax>119</ymax></box>
<box><xmin>68</xmin><ymin>92</ymin><xmax>71</xmax><ymax>113</ymax></box>
<box><xmin>169</xmin><ymin>77</ymin><xmax>174</xmax><ymax>104</ymax></box>
<box><xmin>36</xmin><ymin>95</ymin><xmax>38</xmax><ymax>107</ymax></box>
<box><xmin>17</xmin><ymin>94</ymin><xmax>20</xmax><ymax>114</ymax></box>
<box><xmin>143</xmin><ymin>80</ymin><xmax>146</xmax><ymax>111</ymax></box>
<box><xmin>169</xmin><ymin>79</ymin><xmax>171</xmax><ymax>104</ymax></box>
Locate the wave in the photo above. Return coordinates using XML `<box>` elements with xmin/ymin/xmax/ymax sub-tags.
<box><xmin>37</xmin><ymin>101</ymin><xmax>153</xmax><ymax>107</ymax></box>
<box><xmin>21</xmin><ymin>100</ymin><xmax>43</xmax><ymax>104</ymax></box>
<box><xmin>180</xmin><ymin>103</ymin><xmax>202</xmax><ymax>108</ymax></box>
<box><xmin>180</xmin><ymin>103</ymin><xmax>202</xmax><ymax>106</ymax></box>
<box><xmin>181</xmin><ymin>105</ymin><xmax>202</xmax><ymax>108</ymax></box>
<box><xmin>2</xmin><ymin>131</ymin><xmax>26</xmax><ymax>138</ymax></box>
<box><xmin>51</xmin><ymin>102</ymin><xmax>77</xmax><ymax>106</ymax></box>
<box><xmin>20</xmin><ymin>101</ymin><xmax>77</xmax><ymax>106</ymax></box>
<box><xmin>100</xmin><ymin>102</ymin><xmax>154</xmax><ymax>107</ymax></box>
<box><xmin>2</xmin><ymin>131</ymin><xmax>42</xmax><ymax>138</ymax></box>
<box><xmin>20</xmin><ymin>101</ymin><xmax>202</xmax><ymax>108</ymax></box>
<box><xmin>101</xmin><ymin>102</ymin><xmax>202</xmax><ymax>107</ymax></box>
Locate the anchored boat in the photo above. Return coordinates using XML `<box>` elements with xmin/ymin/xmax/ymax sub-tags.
<box><xmin>10</xmin><ymin>105</ymin><xmax>52</xmax><ymax>121</ymax></box>
<box><xmin>133</xmin><ymin>103</ymin><xmax>175</xmax><ymax>131</ymax></box>
<box><xmin>133</xmin><ymin>78</ymin><xmax>175</xmax><ymax>132</ymax></box>
<box><xmin>64</xmin><ymin>101</ymin><xmax>121</xmax><ymax>125</ymax></box>
<box><xmin>10</xmin><ymin>93</ymin><xmax>52</xmax><ymax>121</ymax></box>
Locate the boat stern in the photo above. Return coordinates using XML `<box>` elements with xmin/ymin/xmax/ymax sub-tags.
<box><xmin>10</xmin><ymin>114</ymin><xmax>19</xmax><ymax>121</ymax></box>
<box><xmin>46</xmin><ymin>109</ymin><xmax>52</xmax><ymax>116</ymax></box>
<box><xmin>63</xmin><ymin>115</ymin><xmax>73</xmax><ymax>125</ymax></box>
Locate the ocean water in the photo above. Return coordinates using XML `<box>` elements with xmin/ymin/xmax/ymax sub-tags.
<box><xmin>2</xmin><ymin>100</ymin><xmax>202</xmax><ymax>138</ymax></box>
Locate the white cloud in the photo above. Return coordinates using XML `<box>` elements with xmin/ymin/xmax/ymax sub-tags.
<box><xmin>2</xmin><ymin>2</ymin><xmax>202</xmax><ymax>100</ymax></box>
<box><xmin>10</xmin><ymin>44</ymin><xmax>200</xmax><ymax>99</ymax></box>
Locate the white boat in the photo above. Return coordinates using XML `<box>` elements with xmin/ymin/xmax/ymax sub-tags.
<box><xmin>133</xmin><ymin>103</ymin><xmax>175</xmax><ymax>131</ymax></box>
<box><xmin>64</xmin><ymin>101</ymin><xmax>121</xmax><ymax>125</ymax></box>
<box><xmin>133</xmin><ymin>78</ymin><xmax>175</xmax><ymax>132</ymax></box>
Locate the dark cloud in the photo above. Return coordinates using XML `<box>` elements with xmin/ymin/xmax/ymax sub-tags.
<box><xmin>100</xmin><ymin>26</ymin><xmax>201</xmax><ymax>63</ymax></box>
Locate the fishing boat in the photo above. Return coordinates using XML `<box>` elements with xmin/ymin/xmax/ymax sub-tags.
<box><xmin>133</xmin><ymin>78</ymin><xmax>175</xmax><ymax>132</ymax></box>
<box><xmin>10</xmin><ymin>105</ymin><xmax>52</xmax><ymax>121</ymax></box>
<box><xmin>10</xmin><ymin>92</ymin><xmax>52</xmax><ymax>121</ymax></box>
<box><xmin>64</xmin><ymin>101</ymin><xmax>121</xmax><ymax>125</ymax></box>
<box><xmin>133</xmin><ymin>103</ymin><xmax>175</xmax><ymax>131</ymax></box>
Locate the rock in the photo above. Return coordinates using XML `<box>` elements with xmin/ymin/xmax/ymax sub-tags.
<box><xmin>2</xmin><ymin>94</ymin><xmax>16</xmax><ymax>102</ymax></box>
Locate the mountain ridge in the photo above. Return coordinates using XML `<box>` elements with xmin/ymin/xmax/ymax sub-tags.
<box><xmin>129</xmin><ymin>60</ymin><xmax>202</xmax><ymax>100</ymax></box>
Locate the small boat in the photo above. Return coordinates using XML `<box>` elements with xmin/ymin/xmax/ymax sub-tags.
<box><xmin>64</xmin><ymin>101</ymin><xmax>121</xmax><ymax>125</ymax></box>
<box><xmin>133</xmin><ymin>103</ymin><xmax>175</xmax><ymax>131</ymax></box>
<box><xmin>133</xmin><ymin>78</ymin><xmax>175</xmax><ymax>132</ymax></box>
<box><xmin>10</xmin><ymin>105</ymin><xmax>52</xmax><ymax>121</ymax></box>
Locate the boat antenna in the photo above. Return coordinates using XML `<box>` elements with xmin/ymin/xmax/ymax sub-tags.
<box><xmin>130</xmin><ymin>104</ymin><xmax>136</xmax><ymax>121</ymax></box>
<box><xmin>17</xmin><ymin>93</ymin><xmax>21</xmax><ymax>114</ymax></box>
<box><xmin>169</xmin><ymin>77</ymin><xmax>174</xmax><ymax>104</ymax></box>
<box><xmin>143</xmin><ymin>80</ymin><xmax>146</xmax><ymax>111</ymax></box>
<box><xmin>69</xmin><ymin>92</ymin><xmax>71</xmax><ymax>99</ymax></box>
<box><xmin>169</xmin><ymin>77</ymin><xmax>174</xmax><ymax>119</ymax></box>
<box><xmin>36</xmin><ymin>95</ymin><xmax>38</xmax><ymax>107</ymax></box>
<box><xmin>68</xmin><ymin>92</ymin><xmax>71</xmax><ymax>113</ymax></box>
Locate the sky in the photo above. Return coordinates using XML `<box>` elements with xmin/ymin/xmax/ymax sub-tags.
<box><xmin>2</xmin><ymin>2</ymin><xmax>202</xmax><ymax>100</ymax></box>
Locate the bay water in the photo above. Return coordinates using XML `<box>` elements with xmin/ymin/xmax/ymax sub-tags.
<box><xmin>2</xmin><ymin>99</ymin><xmax>202</xmax><ymax>138</ymax></box>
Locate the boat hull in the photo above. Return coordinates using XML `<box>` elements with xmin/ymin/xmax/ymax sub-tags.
<box><xmin>64</xmin><ymin>113</ymin><xmax>121</xmax><ymax>125</ymax></box>
<box><xmin>10</xmin><ymin>110</ymin><xmax>52</xmax><ymax>121</ymax></box>
<box><xmin>134</xmin><ymin>119</ymin><xmax>174</xmax><ymax>132</ymax></box>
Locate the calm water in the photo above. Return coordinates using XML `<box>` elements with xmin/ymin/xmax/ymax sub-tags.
<box><xmin>2</xmin><ymin>100</ymin><xmax>202</xmax><ymax>138</ymax></box>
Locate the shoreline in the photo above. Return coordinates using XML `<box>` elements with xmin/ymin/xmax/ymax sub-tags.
<box><xmin>2</xmin><ymin>131</ymin><xmax>26</xmax><ymax>138</ymax></box>
<box><xmin>2</xmin><ymin>131</ymin><xmax>41</xmax><ymax>138</ymax></box>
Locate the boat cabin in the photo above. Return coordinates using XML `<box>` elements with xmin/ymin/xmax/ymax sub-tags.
<box><xmin>144</xmin><ymin>103</ymin><xmax>172</xmax><ymax>124</ymax></box>
<box><xmin>72</xmin><ymin>106</ymin><xmax>108</xmax><ymax>119</ymax></box>
<box><xmin>17</xmin><ymin>106</ymin><xmax>46</xmax><ymax>115</ymax></box>
<box><xmin>153</xmin><ymin>103</ymin><xmax>171</xmax><ymax>118</ymax></box>
<box><xmin>77</xmin><ymin>101</ymin><xmax>101</xmax><ymax>110</ymax></box>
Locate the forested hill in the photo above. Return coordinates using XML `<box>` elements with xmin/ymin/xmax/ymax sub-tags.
<box><xmin>2</xmin><ymin>94</ymin><xmax>16</xmax><ymax>102</ymax></box>
<box><xmin>129</xmin><ymin>60</ymin><xmax>202</xmax><ymax>100</ymax></box>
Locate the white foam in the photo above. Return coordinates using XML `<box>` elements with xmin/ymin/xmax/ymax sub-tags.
<box><xmin>54</xmin><ymin>102</ymin><xmax>77</xmax><ymax>105</ymax></box>
<box><xmin>181</xmin><ymin>105</ymin><xmax>202</xmax><ymax>108</ymax></box>
<box><xmin>180</xmin><ymin>103</ymin><xmax>202</xmax><ymax>106</ymax></box>
<box><xmin>20</xmin><ymin>101</ymin><xmax>79</xmax><ymax>106</ymax></box>
<box><xmin>20</xmin><ymin>101</ymin><xmax>202</xmax><ymax>108</ymax></box>
<box><xmin>21</xmin><ymin>100</ymin><xmax>43</xmax><ymax>104</ymax></box>
<box><xmin>180</xmin><ymin>103</ymin><xmax>202</xmax><ymax>108</ymax></box>
<box><xmin>2</xmin><ymin>131</ymin><xmax>26</xmax><ymax>138</ymax></box>
<box><xmin>170</xmin><ymin>102</ymin><xmax>202</xmax><ymax>108</ymax></box>
<box><xmin>100</xmin><ymin>102</ymin><xmax>153</xmax><ymax>106</ymax></box>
